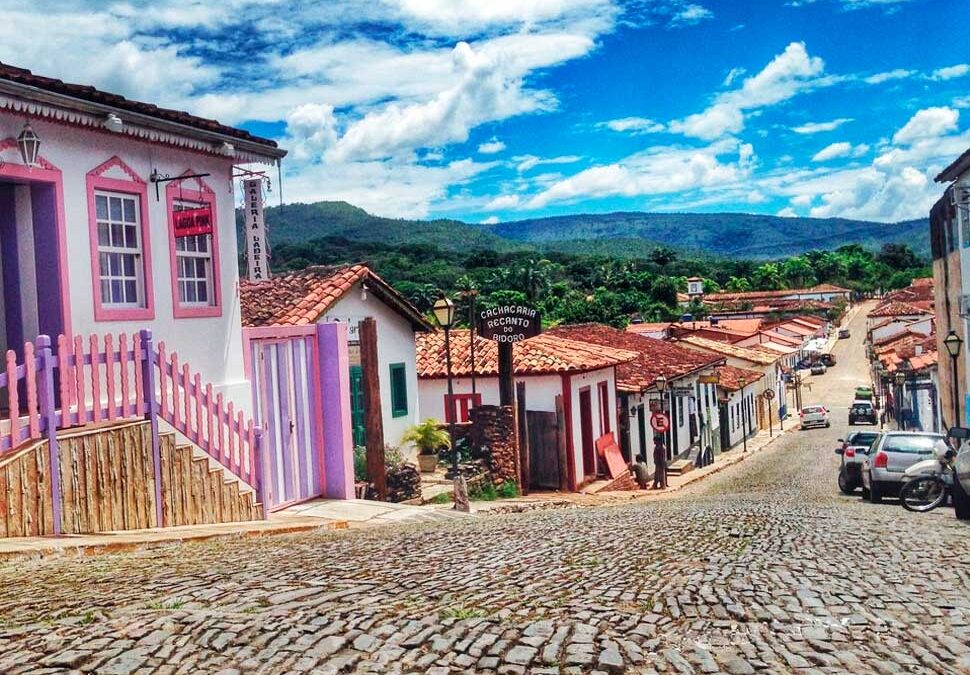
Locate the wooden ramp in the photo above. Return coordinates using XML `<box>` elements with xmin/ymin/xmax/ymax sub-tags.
<box><xmin>0</xmin><ymin>420</ymin><xmax>260</xmax><ymax>538</ymax></box>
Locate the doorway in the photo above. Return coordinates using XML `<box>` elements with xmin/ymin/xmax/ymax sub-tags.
<box><xmin>579</xmin><ymin>387</ymin><xmax>595</xmax><ymax>478</ymax></box>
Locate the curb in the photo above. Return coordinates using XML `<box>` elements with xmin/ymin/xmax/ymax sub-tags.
<box><xmin>0</xmin><ymin>519</ymin><xmax>348</xmax><ymax>562</ymax></box>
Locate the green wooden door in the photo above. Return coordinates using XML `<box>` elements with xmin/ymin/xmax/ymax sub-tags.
<box><xmin>349</xmin><ymin>365</ymin><xmax>366</xmax><ymax>447</ymax></box>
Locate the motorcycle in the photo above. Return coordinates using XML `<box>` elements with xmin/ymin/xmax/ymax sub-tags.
<box><xmin>899</xmin><ymin>448</ymin><xmax>957</xmax><ymax>513</ymax></box>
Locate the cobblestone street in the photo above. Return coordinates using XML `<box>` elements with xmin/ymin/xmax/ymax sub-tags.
<box><xmin>2</xmin><ymin>308</ymin><xmax>970</xmax><ymax>674</ymax></box>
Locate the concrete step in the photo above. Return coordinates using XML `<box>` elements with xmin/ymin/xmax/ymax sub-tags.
<box><xmin>667</xmin><ymin>459</ymin><xmax>694</xmax><ymax>476</ymax></box>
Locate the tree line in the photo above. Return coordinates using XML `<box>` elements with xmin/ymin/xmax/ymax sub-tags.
<box><xmin>262</xmin><ymin>237</ymin><xmax>930</xmax><ymax>328</ymax></box>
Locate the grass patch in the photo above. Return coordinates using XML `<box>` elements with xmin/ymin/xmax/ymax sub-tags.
<box><xmin>440</xmin><ymin>603</ymin><xmax>488</xmax><ymax>620</ymax></box>
<box><xmin>147</xmin><ymin>598</ymin><xmax>186</xmax><ymax>611</ymax></box>
<box><xmin>79</xmin><ymin>611</ymin><xmax>96</xmax><ymax>625</ymax></box>
<box><xmin>428</xmin><ymin>492</ymin><xmax>452</xmax><ymax>504</ymax></box>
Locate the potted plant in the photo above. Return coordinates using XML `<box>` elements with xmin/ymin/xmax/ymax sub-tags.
<box><xmin>403</xmin><ymin>419</ymin><xmax>451</xmax><ymax>473</ymax></box>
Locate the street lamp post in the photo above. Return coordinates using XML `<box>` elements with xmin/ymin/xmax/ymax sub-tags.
<box><xmin>434</xmin><ymin>294</ymin><xmax>466</xmax><ymax>511</ymax></box>
<box><xmin>895</xmin><ymin>370</ymin><xmax>906</xmax><ymax>431</ymax></box>
<box><xmin>655</xmin><ymin>374</ymin><xmax>669</xmax><ymax>459</ymax></box>
<box><xmin>944</xmin><ymin>329</ymin><xmax>964</xmax><ymax>427</ymax></box>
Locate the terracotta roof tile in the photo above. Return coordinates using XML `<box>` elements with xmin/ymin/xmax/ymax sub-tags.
<box><xmin>0</xmin><ymin>62</ymin><xmax>279</xmax><ymax>149</ymax></box>
<box><xmin>415</xmin><ymin>329</ymin><xmax>637</xmax><ymax>378</ymax></box>
<box><xmin>547</xmin><ymin>324</ymin><xmax>723</xmax><ymax>392</ymax></box>
<box><xmin>240</xmin><ymin>265</ymin><xmax>432</xmax><ymax>330</ymax></box>
<box><xmin>868</xmin><ymin>300</ymin><xmax>933</xmax><ymax>318</ymax></box>
<box><xmin>678</xmin><ymin>336</ymin><xmax>781</xmax><ymax>366</ymax></box>
<box><xmin>715</xmin><ymin>365</ymin><xmax>765</xmax><ymax>392</ymax></box>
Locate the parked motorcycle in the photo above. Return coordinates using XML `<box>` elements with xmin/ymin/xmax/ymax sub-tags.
<box><xmin>899</xmin><ymin>448</ymin><xmax>956</xmax><ymax>513</ymax></box>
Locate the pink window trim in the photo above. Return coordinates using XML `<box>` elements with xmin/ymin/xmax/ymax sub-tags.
<box><xmin>0</xmin><ymin>139</ymin><xmax>73</xmax><ymax>341</ymax></box>
<box><xmin>165</xmin><ymin>172</ymin><xmax>222</xmax><ymax>318</ymax></box>
<box><xmin>86</xmin><ymin>157</ymin><xmax>155</xmax><ymax>322</ymax></box>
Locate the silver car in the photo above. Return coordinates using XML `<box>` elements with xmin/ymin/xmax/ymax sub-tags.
<box><xmin>862</xmin><ymin>432</ymin><xmax>949</xmax><ymax>503</ymax></box>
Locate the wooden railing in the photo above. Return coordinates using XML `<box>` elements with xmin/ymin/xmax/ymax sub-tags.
<box><xmin>0</xmin><ymin>330</ymin><xmax>264</xmax><ymax>534</ymax></box>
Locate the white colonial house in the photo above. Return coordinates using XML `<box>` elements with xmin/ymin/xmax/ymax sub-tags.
<box><xmin>416</xmin><ymin>330</ymin><xmax>636</xmax><ymax>491</ymax></box>
<box><xmin>240</xmin><ymin>265</ymin><xmax>433</xmax><ymax>450</ymax></box>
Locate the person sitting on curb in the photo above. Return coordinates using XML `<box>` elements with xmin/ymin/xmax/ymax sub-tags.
<box><xmin>631</xmin><ymin>455</ymin><xmax>650</xmax><ymax>490</ymax></box>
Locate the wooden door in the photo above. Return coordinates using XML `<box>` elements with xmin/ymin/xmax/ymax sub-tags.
<box><xmin>579</xmin><ymin>388</ymin><xmax>595</xmax><ymax>478</ymax></box>
<box><xmin>527</xmin><ymin>411</ymin><xmax>561</xmax><ymax>490</ymax></box>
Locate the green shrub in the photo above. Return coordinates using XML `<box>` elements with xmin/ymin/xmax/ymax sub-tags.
<box><xmin>353</xmin><ymin>445</ymin><xmax>367</xmax><ymax>482</ymax></box>
<box><xmin>469</xmin><ymin>480</ymin><xmax>497</xmax><ymax>501</ymax></box>
<box><xmin>496</xmin><ymin>480</ymin><xmax>519</xmax><ymax>499</ymax></box>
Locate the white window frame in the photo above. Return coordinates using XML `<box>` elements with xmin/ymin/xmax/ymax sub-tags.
<box><xmin>95</xmin><ymin>190</ymin><xmax>145</xmax><ymax>308</ymax></box>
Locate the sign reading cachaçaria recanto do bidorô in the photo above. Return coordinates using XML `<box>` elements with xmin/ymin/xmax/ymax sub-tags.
<box><xmin>476</xmin><ymin>305</ymin><xmax>541</xmax><ymax>343</ymax></box>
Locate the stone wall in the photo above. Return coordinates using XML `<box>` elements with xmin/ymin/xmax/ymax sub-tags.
<box><xmin>465</xmin><ymin>405</ymin><xmax>520</xmax><ymax>487</ymax></box>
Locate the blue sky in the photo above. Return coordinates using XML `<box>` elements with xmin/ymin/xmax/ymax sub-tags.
<box><xmin>4</xmin><ymin>0</ymin><xmax>968</xmax><ymax>223</ymax></box>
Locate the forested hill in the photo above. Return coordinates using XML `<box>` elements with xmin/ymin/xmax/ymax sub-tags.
<box><xmin>250</xmin><ymin>201</ymin><xmax>929</xmax><ymax>259</ymax></box>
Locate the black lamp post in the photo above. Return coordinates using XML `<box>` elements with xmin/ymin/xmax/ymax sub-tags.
<box><xmin>944</xmin><ymin>329</ymin><xmax>964</xmax><ymax>426</ymax></box>
<box><xmin>433</xmin><ymin>295</ymin><xmax>458</xmax><ymax>477</ymax></box>
<box><xmin>895</xmin><ymin>370</ymin><xmax>906</xmax><ymax>431</ymax></box>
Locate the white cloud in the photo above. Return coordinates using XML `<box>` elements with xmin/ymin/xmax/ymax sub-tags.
<box><xmin>791</xmin><ymin>118</ymin><xmax>853</xmax><ymax>134</ymax></box>
<box><xmin>864</xmin><ymin>69</ymin><xmax>914</xmax><ymax>84</ymax></box>
<box><xmin>514</xmin><ymin>154</ymin><xmax>583</xmax><ymax>172</ymax></box>
<box><xmin>955</xmin><ymin>96</ymin><xmax>970</xmax><ymax>110</ymax></box>
<box><xmin>757</xmin><ymin>106</ymin><xmax>969</xmax><ymax>221</ymax></box>
<box><xmin>478</xmin><ymin>138</ymin><xmax>507</xmax><ymax>154</ymax></box>
<box><xmin>932</xmin><ymin>64</ymin><xmax>970</xmax><ymax>81</ymax></box>
<box><xmin>284</xmin><ymin>104</ymin><xmax>339</xmax><ymax>162</ymax></box>
<box><xmin>481</xmin><ymin>215</ymin><xmax>501</xmax><ymax>224</ymax></box>
<box><xmin>601</xmin><ymin>117</ymin><xmax>665</xmax><ymax>134</ymax></box>
<box><xmin>777</xmin><ymin>207</ymin><xmax>798</xmax><ymax>217</ymax></box>
<box><xmin>892</xmin><ymin>107</ymin><xmax>959</xmax><ymax>145</ymax></box>
<box><xmin>811</xmin><ymin>141</ymin><xmax>869</xmax><ymax>162</ymax></box>
<box><xmin>722</xmin><ymin>67</ymin><xmax>746</xmax><ymax>87</ymax></box>
<box><xmin>526</xmin><ymin>139</ymin><xmax>755</xmax><ymax>208</ymax></box>
<box><xmin>668</xmin><ymin>42</ymin><xmax>827</xmax><ymax>140</ymax></box>
<box><xmin>387</xmin><ymin>0</ymin><xmax>617</xmax><ymax>35</ymax></box>
<box><xmin>484</xmin><ymin>194</ymin><xmax>522</xmax><ymax>210</ymax></box>
<box><xmin>670</xmin><ymin>4</ymin><xmax>713</xmax><ymax>26</ymax></box>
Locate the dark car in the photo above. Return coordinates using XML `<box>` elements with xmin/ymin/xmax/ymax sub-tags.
<box><xmin>849</xmin><ymin>401</ymin><xmax>877</xmax><ymax>425</ymax></box>
<box><xmin>838</xmin><ymin>328</ymin><xmax>850</xmax><ymax>339</ymax></box>
<box><xmin>820</xmin><ymin>353</ymin><xmax>837</xmax><ymax>367</ymax></box>
<box><xmin>835</xmin><ymin>430</ymin><xmax>880</xmax><ymax>493</ymax></box>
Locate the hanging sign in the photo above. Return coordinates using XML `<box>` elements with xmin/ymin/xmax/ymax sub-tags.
<box><xmin>244</xmin><ymin>178</ymin><xmax>270</xmax><ymax>282</ymax></box>
<box><xmin>476</xmin><ymin>305</ymin><xmax>541</xmax><ymax>343</ymax></box>
<box><xmin>173</xmin><ymin>206</ymin><xmax>213</xmax><ymax>237</ymax></box>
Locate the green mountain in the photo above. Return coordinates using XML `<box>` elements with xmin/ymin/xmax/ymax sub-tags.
<box><xmin>250</xmin><ymin>201</ymin><xmax>930</xmax><ymax>259</ymax></box>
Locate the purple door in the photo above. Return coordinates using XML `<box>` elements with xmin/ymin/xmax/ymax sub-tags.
<box><xmin>251</xmin><ymin>336</ymin><xmax>323</xmax><ymax>509</ymax></box>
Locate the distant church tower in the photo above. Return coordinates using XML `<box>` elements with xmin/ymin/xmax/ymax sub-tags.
<box><xmin>687</xmin><ymin>276</ymin><xmax>704</xmax><ymax>300</ymax></box>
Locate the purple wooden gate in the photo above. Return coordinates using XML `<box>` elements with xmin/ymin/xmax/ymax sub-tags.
<box><xmin>249</xmin><ymin>333</ymin><xmax>325</xmax><ymax>510</ymax></box>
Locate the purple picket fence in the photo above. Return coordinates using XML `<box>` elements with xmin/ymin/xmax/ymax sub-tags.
<box><xmin>0</xmin><ymin>330</ymin><xmax>265</xmax><ymax>535</ymax></box>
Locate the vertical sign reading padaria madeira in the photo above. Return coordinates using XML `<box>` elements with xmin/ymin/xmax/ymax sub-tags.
<box><xmin>476</xmin><ymin>305</ymin><xmax>541</xmax><ymax>343</ymax></box>
<box><xmin>244</xmin><ymin>178</ymin><xmax>269</xmax><ymax>282</ymax></box>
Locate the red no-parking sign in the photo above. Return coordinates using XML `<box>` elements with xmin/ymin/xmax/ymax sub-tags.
<box><xmin>650</xmin><ymin>411</ymin><xmax>670</xmax><ymax>433</ymax></box>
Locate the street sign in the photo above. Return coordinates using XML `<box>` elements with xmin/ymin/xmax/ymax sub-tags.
<box><xmin>650</xmin><ymin>412</ymin><xmax>670</xmax><ymax>433</ymax></box>
<box><xmin>477</xmin><ymin>305</ymin><xmax>541</xmax><ymax>343</ymax></box>
<box><xmin>762</xmin><ymin>389</ymin><xmax>776</xmax><ymax>401</ymax></box>
<box><xmin>699</xmin><ymin>374</ymin><xmax>719</xmax><ymax>384</ymax></box>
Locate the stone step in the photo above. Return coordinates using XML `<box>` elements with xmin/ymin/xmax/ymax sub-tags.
<box><xmin>667</xmin><ymin>459</ymin><xmax>694</xmax><ymax>476</ymax></box>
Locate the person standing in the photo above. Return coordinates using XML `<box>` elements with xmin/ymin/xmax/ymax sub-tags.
<box><xmin>652</xmin><ymin>437</ymin><xmax>668</xmax><ymax>489</ymax></box>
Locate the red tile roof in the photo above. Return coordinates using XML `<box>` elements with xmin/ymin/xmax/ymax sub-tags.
<box><xmin>703</xmin><ymin>284</ymin><xmax>849</xmax><ymax>304</ymax></box>
<box><xmin>0</xmin><ymin>62</ymin><xmax>280</xmax><ymax>151</ymax></box>
<box><xmin>678</xmin><ymin>336</ymin><xmax>781</xmax><ymax>366</ymax></box>
<box><xmin>415</xmin><ymin>330</ymin><xmax>637</xmax><ymax>378</ymax></box>
<box><xmin>626</xmin><ymin>322</ymin><xmax>672</xmax><ymax>335</ymax></box>
<box><xmin>546</xmin><ymin>324</ymin><xmax>723</xmax><ymax>392</ymax></box>
<box><xmin>715</xmin><ymin>365</ymin><xmax>765</xmax><ymax>392</ymax></box>
<box><xmin>240</xmin><ymin>264</ymin><xmax>432</xmax><ymax>330</ymax></box>
<box><xmin>868</xmin><ymin>301</ymin><xmax>933</xmax><ymax>318</ymax></box>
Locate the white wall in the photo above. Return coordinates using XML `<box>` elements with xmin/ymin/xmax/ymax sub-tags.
<box><xmin>0</xmin><ymin>114</ymin><xmax>250</xmax><ymax>409</ymax></box>
<box><xmin>319</xmin><ymin>281</ymin><xmax>420</xmax><ymax>448</ymax></box>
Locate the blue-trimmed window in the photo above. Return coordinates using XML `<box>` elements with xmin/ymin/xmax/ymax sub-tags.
<box><xmin>389</xmin><ymin>363</ymin><xmax>408</xmax><ymax>418</ymax></box>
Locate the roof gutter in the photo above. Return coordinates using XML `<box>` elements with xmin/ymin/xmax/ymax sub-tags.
<box><xmin>0</xmin><ymin>80</ymin><xmax>287</xmax><ymax>161</ymax></box>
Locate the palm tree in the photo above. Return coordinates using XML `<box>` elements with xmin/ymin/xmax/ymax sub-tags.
<box><xmin>402</xmin><ymin>419</ymin><xmax>451</xmax><ymax>456</ymax></box>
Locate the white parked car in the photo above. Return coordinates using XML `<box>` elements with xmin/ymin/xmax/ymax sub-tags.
<box><xmin>800</xmin><ymin>405</ymin><xmax>830</xmax><ymax>429</ymax></box>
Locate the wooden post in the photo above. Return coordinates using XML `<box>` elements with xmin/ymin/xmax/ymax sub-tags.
<box><xmin>516</xmin><ymin>381</ymin><xmax>529</xmax><ymax>495</ymax></box>
<box><xmin>498</xmin><ymin>342</ymin><xmax>514</xmax><ymax>406</ymax></box>
<box><xmin>555</xmin><ymin>394</ymin><xmax>569</xmax><ymax>491</ymax></box>
<box><xmin>359</xmin><ymin>318</ymin><xmax>387</xmax><ymax>501</ymax></box>
<box><xmin>139</xmin><ymin>329</ymin><xmax>164</xmax><ymax>528</ymax></box>
<box><xmin>36</xmin><ymin>335</ymin><xmax>62</xmax><ymax>536</ymax></box>
<box><xmin>253</xmin><ymin>427</ymin><xmax>267</xmax><ymax>518</ymax></box>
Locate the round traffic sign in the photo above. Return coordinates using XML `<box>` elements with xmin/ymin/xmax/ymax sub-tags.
<box><xmin>650</xmin><ymin>412</ymin><xmax>670</xmax><ymax>433</ymax></box>
<box><xmin>762</xmin><ymin>389</ymin><xmax>776</xmax><ymax>400</ymax></box>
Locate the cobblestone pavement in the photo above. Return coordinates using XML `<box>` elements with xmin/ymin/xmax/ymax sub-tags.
<box><xmin>3</xmin><ymin>307</ymin><xmax>970</xmax><ymax>674</ymax></box>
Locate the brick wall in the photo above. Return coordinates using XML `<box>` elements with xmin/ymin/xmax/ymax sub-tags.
<box><xmin>466</xmin><ymin>405</ymin><xmax>520</xmax><ymax>486</ymax></box>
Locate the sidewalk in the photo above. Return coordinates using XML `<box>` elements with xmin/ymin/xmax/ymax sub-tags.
<box><xmin>471</xmin><ymin>421</ymin><xmax>798</xmax><ymax>514</ymax></box>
